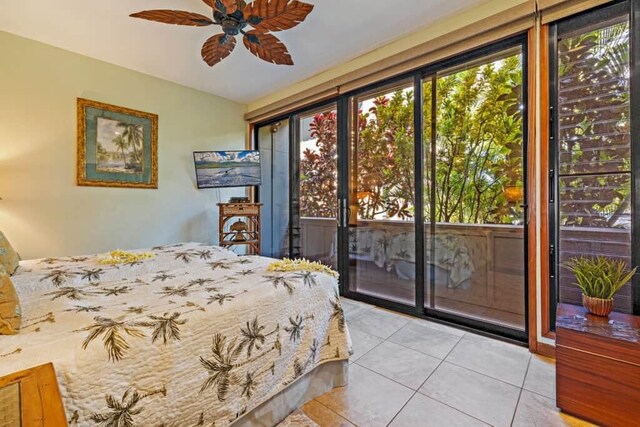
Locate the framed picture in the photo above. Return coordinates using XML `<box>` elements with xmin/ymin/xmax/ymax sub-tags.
<box><xmin>193</xmin><ymin>150</ymin><xmax>261</xmax><ymax>188</ymax></box>
<box><xmin>77</xmin><ymin>98</ymin><xmax>158</xmax><ymax>189</ymax></box>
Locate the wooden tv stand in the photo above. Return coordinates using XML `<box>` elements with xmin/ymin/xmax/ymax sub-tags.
<box><xmin>556</xmin><ymin>303</ymin><xmax>640</xmax><ymax>426</ymax></box>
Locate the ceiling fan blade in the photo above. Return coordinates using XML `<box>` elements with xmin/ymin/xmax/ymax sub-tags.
<box><xmin>244</xmin><ymin>0</ymin><xmax>314</xmax><ymax>32</ymax></box>
<box><xmin>201</xmin><ymin>34</ymin><xmax>237</xmax><ymax>66</ymax></box>
<box><xmin>201</xmin><ymin>0</ymin><xmax>217</xmax><ymax>8</ymax></box>
<box><xmin>221</xmin><ymin>0</ymin><xmax>239</xmax><ymax>14</ymax></box>
<box><xmin>202</xmin><ymin>0</ymin><xmax>240</xmax><ymax>14</ymax></box>
<box><xmin>130</xmin><ymin>10</ymin><xmax>214</xmax><ymax>26</ymax></box>
<box><xmin>243</xmin><ymin>31</ymin><xmax>293</xmax><ymax>65</ymax></box>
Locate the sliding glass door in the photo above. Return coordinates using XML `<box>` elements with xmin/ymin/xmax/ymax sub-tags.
<box><xmin>291</xmin><ymin>104</ymin><xmax>339</xmax><ymax>268</ymax></box>
<box><xmin>346</xmin><ymin>80</ymin><xmax>416</xmax><ymax>305</ymax></box>
<box><xmin>424</xmin><ymin>46</ymin><xmax>527</xmax><ymax>332</ymax></box>
<box><xmin>257</xmin><ymin>35</ymin><xmax>529</xmax><ymax>340</ymax></box>
<box><xmin>257</xmin><ymin>119</ymin><xmax>290</xmax><ymax>258</ymax></box>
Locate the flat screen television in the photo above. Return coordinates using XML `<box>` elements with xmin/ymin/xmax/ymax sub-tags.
<box><xmin>193</xmin><ymin>150</ymin><xmax>261</xmax><ymax>188</ymax></box>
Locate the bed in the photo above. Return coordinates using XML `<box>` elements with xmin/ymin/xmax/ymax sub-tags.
<box><xmin>0</xmin><ymin>242</ymin><xmax>351</xmax><ymax>426</ymax></box>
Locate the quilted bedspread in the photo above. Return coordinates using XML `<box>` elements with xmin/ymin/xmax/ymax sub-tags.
<box><xmin>0</xmin><ymin>243</ymin><xmax>351</xmax><ymax>426</ymax></box>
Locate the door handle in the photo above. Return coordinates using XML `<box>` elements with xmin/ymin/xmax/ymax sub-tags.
<box><xmin>341</xmin><ymin>198</ymin><xmax>349</xmax><ymax>227</ymax></box>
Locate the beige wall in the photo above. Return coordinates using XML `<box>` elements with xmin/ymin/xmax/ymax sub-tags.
<box><xmin>0</xmin><ymin>31</ymin><xmax>247</xmax><ymax>259</ymax></box>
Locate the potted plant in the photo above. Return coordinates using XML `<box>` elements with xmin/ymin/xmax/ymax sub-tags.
<box><xmin>564</xmin><ymin>256</ymin><xmax>637</xmax><ymax>317</ymax></box>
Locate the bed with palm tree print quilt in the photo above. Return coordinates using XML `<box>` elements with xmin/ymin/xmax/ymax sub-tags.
<box><xmin>0</xmin><ymin>242</ymin><xmax>351</xmax><ymax>426</ymax></box>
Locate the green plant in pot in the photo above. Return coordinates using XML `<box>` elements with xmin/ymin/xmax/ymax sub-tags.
<box><xmin>564</xmin><ymin>256</ymin><xmax>637</xmax><ymax>317</ymax></box>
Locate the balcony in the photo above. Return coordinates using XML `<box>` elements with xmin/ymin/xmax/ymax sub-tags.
<box><xmin>299</xmin><ymin>217</ymin><xmax>526</xmax><ymax>330</ymax></box>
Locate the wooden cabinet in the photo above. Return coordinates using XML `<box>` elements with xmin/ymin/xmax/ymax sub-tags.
<box><xmin>218</xmin><ymin>203</ymin><xmax>262</xmax><ymax>255</ymax></box>
<box><xmin>556</xmin><ymin>303</ymin><xmax>640</xmax><ymax>426</ymax></box>
<box><xmin>0</xmin><ymin>363</ymin><xmax>67</xmax><ymax>426</ymax></box>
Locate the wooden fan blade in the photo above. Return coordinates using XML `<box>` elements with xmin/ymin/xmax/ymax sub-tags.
<box><xmin>244</xmin><ymin>0</ymin><xmax>314</xmax><ymax>32</ymax></box>
<box><xmin>221</xmin><ymin>0</ymin><xmax>238</xmax><ymax>14</ymax></box>
<box><xmin>243</xmin><ymin>31</ymin><xmax>293</xmax><ymax>65</ymax></box>
<box><xmin>130</xmin><ymin>10</ymin><xmax>214</xmax><ymax>26</ymax></box>
<box><xmin>203</xmin><ymin>0</ymin><xmax>240</xmax><ymax>14</ymax></box>
<box><xmin>201</xmin><ymin>34</ymin><xmax>237</xmax><ymax>66</ymax></box>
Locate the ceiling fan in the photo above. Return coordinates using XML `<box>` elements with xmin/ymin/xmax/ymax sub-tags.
<box><xmin>130</xmin><ymin>0</ymin><xmax>314</xmax><ymax>67</ymax></box>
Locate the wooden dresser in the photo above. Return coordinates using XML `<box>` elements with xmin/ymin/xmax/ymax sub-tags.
<box><xmin>556</xmin><ymin>303</ymin><xmax>640</xmax><ymax>426</ymax></box>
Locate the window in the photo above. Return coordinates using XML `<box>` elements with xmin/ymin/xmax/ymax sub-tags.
<box><xmin>549</xmin><ymin>0</ymin><xmax>639</xmax><ymax>320</ymax></box>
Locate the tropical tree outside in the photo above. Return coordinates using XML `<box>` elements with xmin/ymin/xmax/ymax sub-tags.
<box><xmin>556</xmin><ymin>21</ymin><xmax>631</xmax><ymax>229</ymax></box>
<box><xmin>298</xmin><ymin>51</ymin><xmax>525</xmax><ymax>225</ymax></box>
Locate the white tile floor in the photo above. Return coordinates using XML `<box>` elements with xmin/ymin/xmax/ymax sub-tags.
<box><xmin>301</xmin><ymin>298</ymin><xmax>596</xmax><ymax>427</ymax></box>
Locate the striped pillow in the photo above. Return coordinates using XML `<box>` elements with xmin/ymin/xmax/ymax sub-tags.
<box><xmin>0</xmin><ymin>231</ymin><xmax>19</xmax><ymax>275</ymax></box>
<box><xmin>0</xmin><ymin>266</ymin><xmax>21</xmax><ymax>334</ymax></box>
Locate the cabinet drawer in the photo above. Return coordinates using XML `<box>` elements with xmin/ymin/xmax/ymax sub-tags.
<box><xmin>220</xmin><ymin>204</ymin><xmax>260</xmax><ymax>216</ymax></box>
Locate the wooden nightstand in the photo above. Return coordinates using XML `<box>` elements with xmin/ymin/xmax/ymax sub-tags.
<box><xmin>218</xmin><ymin>203</ymin><xmax>262</xmax><ymax>255</ymax></box>
<box><xmin>0</xmin><ymin>363</ymin><xmax>67</xmax><ymax>426</ymax></box>
<box><xmin>556</xmin><ymin>303</ymin><xmax>640</xmax><ymax>426</ymax></box>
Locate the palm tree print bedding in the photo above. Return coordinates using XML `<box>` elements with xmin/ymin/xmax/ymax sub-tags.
<box><xmin>0</xmin><ymin>243</ymin><xmax>351</xmax><ymax>426</ymax></box>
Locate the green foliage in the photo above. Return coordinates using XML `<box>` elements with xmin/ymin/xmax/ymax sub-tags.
<box><xmin>299</xmin><ymin>111</ymin><xmax>338</xmax><ymax>218</ymax></box>
<box><xmin>557</xmin><ymin>22</ymin><xmax>631</xmax><ymax>228</ymax></box>
<box><xmin>356</xmin><ymin>91</ymin><xmax>416</xmax><ymax>220</ymax></box>
<box><xmin>563</xmin><ymin>256</ymin><xmax>636</xmax><ymax>299</ymax></box>
<box><xmin>429</xmin><ymin>54</ymin><xmax>523</xmax><ymax>224</ymax></box>
<box><xmin>299</xmin><ymin>52</ymin><xmax>524</xmax><ymax>224</ymax></box>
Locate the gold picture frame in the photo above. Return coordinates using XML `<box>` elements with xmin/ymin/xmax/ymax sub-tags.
<box><xmin>77</xmin><ymin>98</ymin><xmax>158</xmax><ymax>189</ymax></box>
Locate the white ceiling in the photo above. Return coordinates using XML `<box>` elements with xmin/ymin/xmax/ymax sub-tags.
<box><xmin>0</xmin><ymin>0</ymin><xmax>486</xmax><ymax>104</ymax></box>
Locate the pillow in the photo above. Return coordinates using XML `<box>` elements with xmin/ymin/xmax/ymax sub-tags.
<box><xmin>0</xmin><ymin>266</ymin><xmax>21</xmax><ymax>335</ymax></box>
<box><xmin>0</xmin><ymin>231</ymin><xmax>19</xmax><ymax>275</ymax></box>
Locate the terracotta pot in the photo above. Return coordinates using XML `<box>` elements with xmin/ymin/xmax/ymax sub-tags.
<box><xmin>582</xmin><ymin>294</ymin><xmax>614</xmax><ymax>317</ymax></box>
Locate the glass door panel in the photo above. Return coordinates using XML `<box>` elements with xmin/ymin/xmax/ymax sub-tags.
<box><xmin>258</xmin><ymin>119</ymin><xmax>291</xmax><ymax>258</ymax></box>
<box><xmin>425</xmin><ymin>47</ymin><xmax>527</xmax><ymax>331</ymax></box>
<box><xmin>292</xmin><ymin>104</ymin><xmax>339</xmax><ymax>268</ymax></box>
<box><xmin>347</xmin><ymin>80</ymin><xmax>416</xmax><ymax>306</ymax></box>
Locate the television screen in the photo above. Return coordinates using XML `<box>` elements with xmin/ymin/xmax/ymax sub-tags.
<box><xmin>193</xmin><ymin>150</ymin><xmax>261</xmax><ymax>188</ymax></box>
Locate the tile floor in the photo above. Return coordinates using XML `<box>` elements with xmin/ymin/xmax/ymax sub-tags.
<box><xmin>300</xmin><ymin>298</ymin><xmax>595</xmax><ymax>427</ymax></box>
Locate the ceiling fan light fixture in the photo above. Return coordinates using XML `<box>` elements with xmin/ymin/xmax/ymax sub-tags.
<box><xmin>130</xmin><ymin>0</ymin><xmax>314</xmax><ymax>67</ymax></box>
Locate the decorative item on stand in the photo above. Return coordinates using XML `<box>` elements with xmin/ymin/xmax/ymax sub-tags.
<box><xmin>229</xmin><ymin>196</ymin><xmax>250</xmax><ymax>203</ymax></box>
<box><xmin>563</xmin><ymin>256</ymin><xmax>637</xmax><ymax>317</ymax></box>
<box><xmin>218</xmin><ymin>202</ymin><xmax>262</xmax><ymax>254</ymax></box>
<box><xmin>230</xmin><ymin>220</ymin><xmax>249</xmax><ymax>241</ymax></box>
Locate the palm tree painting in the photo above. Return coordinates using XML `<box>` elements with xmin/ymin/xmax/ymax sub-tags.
<box><xmin>95</xmin><ymin>118</ymin><xmax>144</xmax><ymax>174</ymax></box>
<box><xmin>78</xmin><ymin>98</ymin><xmax>157</xmax><ymax>188</ymax></box>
